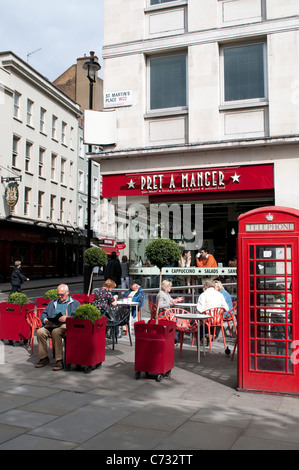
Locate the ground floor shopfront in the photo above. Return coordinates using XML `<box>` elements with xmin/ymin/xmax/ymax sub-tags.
<box><xmin>0</xmin><ymin>219</ymin><xmax>86</xmax><ymax>282</ymax></box>
<box><xmin>96</xmin><ymin>138</ymin><xmax>299</xmax><ymax>272</ymax></box>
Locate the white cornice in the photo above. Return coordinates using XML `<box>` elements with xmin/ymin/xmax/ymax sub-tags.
<box><xmin>103</xmin><ymin>16</ymin><xmax>299</xmax><ymax>58</ymax></box>
<box><xmin>91</xmin><ymin>135</ymin><xmax>299</xmax><ymax>163</ymax></box>
<box><xmin>0</xmin><ymin>53</ymin><xmax>82</xmax><ymax>117</ymax></box>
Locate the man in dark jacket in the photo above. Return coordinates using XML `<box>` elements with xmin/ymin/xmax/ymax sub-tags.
<box><xmin>10</xmin><ymin>261</ymin><xmax>29</xmax><ymax>293</ymax></box>
<box><xmin>104</xmin><ymin>252</ymin><xmax>121</xmax><ymax>287</ymax></box>
<box><xmin>35</xmin><ymin>284</ymin><xmax>80</xmax><ymax>371</ymax></box>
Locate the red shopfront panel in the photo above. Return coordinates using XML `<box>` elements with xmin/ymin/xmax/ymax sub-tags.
<box><xmin>238</xmin><ymin>207</ymin><xmax>299</xmax><ymax>395</ymax></box>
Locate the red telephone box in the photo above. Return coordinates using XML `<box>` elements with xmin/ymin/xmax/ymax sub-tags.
<box><xmin>238</xmin><ymin>206</ymin><xmax>299</xmax><ymax>395</ymax></box>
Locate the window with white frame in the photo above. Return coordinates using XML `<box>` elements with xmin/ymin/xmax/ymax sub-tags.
<box><xmin>39</xmin><ymin>147</ymin><xmax>45</xmax><ymax>177</ymax></box>
<box><xmin>25</xmin><ymin>141</ymin><xmax>32</xmax><ymax>172</ymax></box>
<box><xmin>51</xmin><ymin>153</ymin><xmax>57</xmax><ymax>180</ymax></box>
<box><xmin>27</xmin><ymin>99</ymin><xmax>34</xmax><ymax>126</ymax></box>
<box><xmin>61</xmin><ymin>121</ymin><xmax>67</xmax><ymax>145</ymax></box>
<box><xmin>69</xmin><ymin>161</ymin><xmax>74</xmax><ymax>188</ymax></box>
<box><xmin>149</xmin><ymin>53</ymin><xmax>187</xmax><ymax>110</ymax></box>
<box><xmin>40</xmin><ymin>107</ymin><xmax>46</xmax><ymax>133</ymax></box>
<box><xmin>12</xmin><ymin>135</ymin><xmax>20</xmax><ymax>168</ymax></box>
<box><xmin>24</xmin><ymin>187</ymin><xmax>31</xmax><ymax>216</ymax></box>
<box><xmin>13</xmin><ymin>92</ymin><xmax>21</xmax><ymax>119</ymax></box>
<box><xmin>78</xmin><ymin>170</ymin><xmax>84</xmax><ymax>191</ymax></box>
<box><xmin>93</xmin><ymin>177</ymin><xmax>98</xmax><ymax>197</ymax></box>
<box><xmin>52</xmin><ymin>115</ymin><xmax>58</xmax><ymax>139</ymax></box>
<box><xmin>222</xmin><ymin>42</ymin><xmax>267</xmax><ymax>103</ymax></box>
<box><xmin>69</xmin><ymin>199</ymin><xmax>73</xmax><ymax>224</ymax></box>
<box><xmin>50</xmin><ymin>194</ymin><xmax>56</xmax><ymax>220</ymax></box>
<box><xmin>38</xmin><ymin>191</ymin><xmax>44</xmax><ymax>218</ymax></box>
<box><xmin>61</xmin><ymin>158</ymin><xmax>66</xmax><ymax>185</ymax></box>
<box><xmin>78</xmin><ymin>205</ymin><xmax>84</xmax><ymax>227</ymax></box>
<box><xmin>60</xmin><ymin>198</ymin><xmax>66</xmax><ymax>223</ymax></box>
<box><xmin>70</xmin><ymin>127</ymin><xmax>74</xmax><ymax>149</ymax></box>
<box><xmin>79</xmin><ymin>136</ymin><xmax>84</xmax><ymax>159</ymax></box>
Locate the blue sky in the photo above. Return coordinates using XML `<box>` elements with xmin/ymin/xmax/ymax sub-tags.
<box><xmin>1</xmin><ymin>0</ymin><xmax>104</xmax><ymax>81</ymax></box>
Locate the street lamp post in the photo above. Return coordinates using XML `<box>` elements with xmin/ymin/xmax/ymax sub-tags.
<box><xmin>83</xmin><ymin>51</ymin><xmax>101</xmax><ymax>248</ymax></box>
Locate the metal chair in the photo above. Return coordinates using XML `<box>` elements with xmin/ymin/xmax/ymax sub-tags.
<box><xmin>164</xmin><ymin>308</ymin><xmax>198</xmax><ymax>358</ymax></box>
<box><xmin>36</xmin><ymin>298</ymin><xmax>51</xmax><ymax>318</ymax></box>
<box><xmin>105</xmin><ymin>305</ymin><xmax>132</xmax><ymax>350</ymax></box>
<box><xmin>149</xmin><ymin>301</ymin><xmax>157</xmax><ymax>321</ymax></box>
<box><xmin>25</xmin><ymin>310</ymin><xmax>42</xmax><ymax>354</ymax></box>
<box><xmin>223</xmin><ymin>302</ymin><xmax>237</xmax><ymax>336</ymax></box>
<box><xmin>202</xmin><ymin>307</ymin><xmax>226</xmax><ymax>351</ymax></box>
<box><xmin>73</xmin><ymin>294</ymin><xmax>95</xmax><ymax>305</ymax></box>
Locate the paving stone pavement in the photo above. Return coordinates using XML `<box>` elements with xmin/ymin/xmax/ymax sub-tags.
<box><xmin>1</xmin><ymin>331</ymin><xmax>299</xmax><ymax>453</ymax></box>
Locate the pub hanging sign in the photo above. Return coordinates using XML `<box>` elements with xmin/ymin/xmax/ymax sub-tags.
<box><xmin>5</xmin><ymin>182</ymin><xmax>19</xmax><ymax>208</ymax></box>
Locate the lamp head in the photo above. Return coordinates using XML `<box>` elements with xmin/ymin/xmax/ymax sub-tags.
<box><xmin>83</xmin><ymin>51</ymin><xmax>101</xmax><ymax>82</ymax></box>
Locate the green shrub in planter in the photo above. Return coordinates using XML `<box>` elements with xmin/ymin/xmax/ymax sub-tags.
<box><xmin>145</xmin><ymin>238</ymin><xmax>181</xmax><ymax>270</ymax></box>
<box><xmin>7</xmin><ymin>292</ymin><xmax>29</xmax><ymax>307</ymax></box>
<box><xmin>73</xmin><ymin>304</ymin><xmax>102</xmax><ymax>325</ymax></box>
<box><xmin>44</xmin><ymin>289</ymin><xmax>58</xmax><ymax>300</ymax></box>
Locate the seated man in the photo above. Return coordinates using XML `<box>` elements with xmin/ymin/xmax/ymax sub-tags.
<box><xmin>35</xmin><ymin>284</ymin><xmax>80</xmax><ymax>371</ymax></box>
<box><xmin>197</xmin><ymin>280</ymin><xmax>229</xmax><ymax>313</ymax></box>
<box><xmin>196</xmin><ymin>247</ymin><xmax>218</xmax><ymax>268</ymax></box>
<box><xmin>197</xmin><ymin>280</ymin><xmax>229</xmax><ymax>341</ymax></box>
<box><xmin>122</xmin><ymin>281</ymin><xmax>145</xmax><ymax>318</ymax></box>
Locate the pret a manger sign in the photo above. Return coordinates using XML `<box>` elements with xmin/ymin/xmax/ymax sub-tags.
<box><xmin>102</xmin><ymin>164</ymin><xmax>273</xmax><ymax>198</ymax></box>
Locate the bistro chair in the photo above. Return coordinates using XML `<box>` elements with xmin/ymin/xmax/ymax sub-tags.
<box><xmin>105</xmin><ymin>304</ymin><xmax>132</xmax><ymax>350</ymax></box>
<box><xmin>36</xmin><ymin>298</ymin><xmax>51</xmax><ymax>318</ymax></box>
<box><xmin>202</xmin><ymin>307</ymin><xmax>226</xmax><ymax>352</ymax></box>
<box><xmin>223</xmin><ymin>302</ymin><xmax>237</xmax><ymax>337</ymax></box>
<box><xmin>73</xmin><ymin>294</ymin><xmax>95</xmax><ymax>305</ymax></box>
<box><xmin>25</xmin><ymin>311</ymin><xmax>42</xmax><ymax>355</ymax></box>
<box><xmin>164</xmin><ymin>308</ymin><xmax>198</xmax><ymax>359</ymax></box>
<box><xmin>149</xmin><ymin>302</ymin><xmax>157</xmax><ymax>321</ymax></box>
<box><xmin>72</xmin><ymin>294</ymin><xmax>84</xmax><ymax>304</ymax></box>
<box><xmin>20</xmin><ymin>303</ymin><xmax>35</xmax><ymax>343</ymax></box>
<box><xmin>25</xmin><ymin>310</ymin><xmax>56</xmax><ymax>355</ymax></box>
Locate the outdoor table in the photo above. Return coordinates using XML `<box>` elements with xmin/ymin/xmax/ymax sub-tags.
<box><xmin>117</xmin><ymin>300</ymin><xmax>139</xmax><ymax>333</ymax></box>
<box><xmin>175</xmin><ymin>313</ymin><xmax>211</xmax><ymax>363</ymax></box>
<box><xmin>175</xmin><ymin>302</ymin><xmax>197</xmax><ymax>311</ymax></box>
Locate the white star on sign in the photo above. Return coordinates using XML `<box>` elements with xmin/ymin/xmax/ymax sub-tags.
<box><xmin>231</xmin><ymin>173</ymin><xmax>241</xmax><ymax>183</ymax></box>
<box><xmin>127</xmin><ymin>179</ymin><xmax>136</xmax><ymax>189</ymax></box>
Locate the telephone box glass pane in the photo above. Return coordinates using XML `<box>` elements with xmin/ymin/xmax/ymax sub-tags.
<box><xmin>248</xmin><ymin>243</ymin><xmax>293</xmax><ymax>374</ymax></box>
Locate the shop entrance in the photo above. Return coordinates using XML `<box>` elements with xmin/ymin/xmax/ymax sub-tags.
<box><xmin>238</xmin><ymin>207</ymin><xmax>299</xmax><ymax>395</ymax></box>
<box><xmin>128</xmin><ymin>198</ymin><xmax>274</xmax><ymax>268</ymax></box>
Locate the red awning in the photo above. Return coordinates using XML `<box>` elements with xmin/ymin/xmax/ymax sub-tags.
<box><xmin>99</xmin><ymin>245</ymin><xmax>120</xmax><ymax>256</ymax></box>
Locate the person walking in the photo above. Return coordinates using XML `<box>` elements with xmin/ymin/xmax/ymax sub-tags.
<box><xmin>10</xmin><ymin>260</ymin><xmax>29</xmax><ymax>293</ymax></box>
<box><xmin>120</xmin><ymin>255</ymin><xmax>130</xmax><ymax>294</ymax></box>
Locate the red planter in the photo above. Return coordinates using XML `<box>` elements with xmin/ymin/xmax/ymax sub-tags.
<box><xmin>0</xmin><ymin>302</ymin><xmax>34</xmax><ymax>343</ymax></box>
<box><xmin>134</xmin><ymin>320</ymin><xmax>176</xmax><ymax>382</ymax></box>
<box><xmin>65</xmin><ymin>316</ymin><xmax>107</xmax><ymax>374</ymax></box>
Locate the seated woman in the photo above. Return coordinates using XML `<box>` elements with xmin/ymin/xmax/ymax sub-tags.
<box><xmin>122</xmin><ymin>281</ymin><xmax>145</xmax><ymax>318</ymax></box>
<box><xmin>93</xmin><ymin>279</ymin><xmax>118</xmax><ymax>316</ymax></box>
<box><xmin>214</xmin><ymin>280</ymin><xmax>233</xmax><ymax>318</ymax></box>
<box><xmin>157</xmin><ymin>280</ymin><xmax>183</xmax><ymax>344</ymax></box>
<box><xmin>157</xmin><ymin>280</ymin><xmax>183</xmax><ymax>311</ymax></box>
